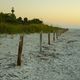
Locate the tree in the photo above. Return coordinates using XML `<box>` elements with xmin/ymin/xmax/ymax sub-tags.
<box><xmin>0</xmin><ymin>12</ymin><xmax>4</xmax><ymax>23</ymax></box>
<box><xmin>23</xmin><ymin>17</ymin><xmax>28</xmax><ymax>24</ymax></box>
<box><xmin>17</xmin><ymin>17</ymin><xmax>23</xmax><ymax>24</ymax></box>
<box><xmin>29</xmin><ymin>18</ymin><xmax>43</xmax><ymax>24</ymax></box>
<box><xmin>0</xmin><ymin>12</ymin><xmax>16</xmax><ymax>23</ymax></box>
<box><xmin>4</xmin><ymin>13</ymin><xmax>16</xmax><ymax>23</ymax></box>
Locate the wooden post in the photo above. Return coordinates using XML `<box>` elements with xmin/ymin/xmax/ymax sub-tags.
<box><xmin>58</xmin><ymin>30</ymin><xmax>62</xmax><ymax>36</ymax></box>
<box><xmin>53</xmin><ymin>32</ymin><xmax>55</xmax><ymax>41</ymax></box>
<box><xmin>17</xmin><ymin>34</ymin><xmax>24</xmax><ymax>66</ymax></box>
<box><xmin>40</xmin><ymin>31</ymin><xmax>42</xmax><ymax>53</ymax></box>
<box><xmin>48</xmin><ymin>33</ymin><xmax>50</xmax><ymax>45</ymax></box>
<box><xmin>56</xmin><ymin>32</ymin><xmax>58</xmax><ymax>40</ymax></box>
<box><xmin>55</xmin><ymin>32</ymin><xmax>56</xmax><ymax>42</ymax></box>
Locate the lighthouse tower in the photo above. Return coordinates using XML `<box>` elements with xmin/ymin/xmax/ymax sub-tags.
<box><xmin>11</xmin><ymin>7</ymin><xmax>15</xmax><ymax>14</ymax></box>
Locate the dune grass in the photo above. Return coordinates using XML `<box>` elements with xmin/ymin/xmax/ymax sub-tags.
<box><xmin>0</xmin><ymin>23</ymin><xmax>66</xmax><ymax>34</ymax></box>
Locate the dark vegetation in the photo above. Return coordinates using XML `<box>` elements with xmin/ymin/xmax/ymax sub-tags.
<box><xmin>0</xmin><ymin>8</ymin><xmax>68</xmax><ymax>34</ymax></box>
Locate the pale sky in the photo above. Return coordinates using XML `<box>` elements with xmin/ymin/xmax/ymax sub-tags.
<box><xmin>0</xmin><ymin>0</ymin><xmax>80</xmax><ymax>28</ymax></box>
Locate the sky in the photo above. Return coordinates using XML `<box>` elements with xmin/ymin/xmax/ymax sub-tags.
<box><xmin>0</xmin><ymin>0</ymin><xmax>80</xmax><ymax>28</ymax></box>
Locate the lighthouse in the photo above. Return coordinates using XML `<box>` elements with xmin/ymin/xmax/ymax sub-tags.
<box><xmin>11</xmin><ymin>7</ymin><xmax>15</xmax><ymax>14</ymax></box>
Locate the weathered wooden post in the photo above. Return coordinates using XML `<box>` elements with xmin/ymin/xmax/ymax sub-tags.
<box><xmin>56</xmin><ymin>30</ymin><xmax>61</xmax><ymax>40</ymax></box>
<box><xmin>53</xmin><ymin>32</ymin><xmax>55</xmax><ymax>42</ymax></box>
<box><xmin>17</xmin><ymin>34</ymin><xmax>24</xmax><ymax>66</ymax></box>
<box><xmin>40</xmin><ymin>31</ymin><xmax>42</xmax><ymax>53</ymax></box>
<box><xmin>48</xmin><ymin>33</ymin><xmax>50</xmax><ymax>45</ymax></box>
<box><xmin>55</xmin><ymin>32</ymin><xmax>57</xmax><ymax>42</ymax></box>
<box><xmin>58</xmin><ymin>30</ymin><xmax>62</xmax><ymax>36</ymax></box>
<box><xmin>56</xmin><ymin>32</ymin><xmax>58</xmax><ymax>40</ymax></box>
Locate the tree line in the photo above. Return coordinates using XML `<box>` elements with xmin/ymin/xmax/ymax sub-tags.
<box><xmin>0</xmin><ymin>12</ymin><xmax>43</xmax><ymax>24</ymax></box>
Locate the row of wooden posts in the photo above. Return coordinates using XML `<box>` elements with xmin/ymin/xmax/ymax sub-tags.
<box><xmin>40</xmin><ymin>32</ymin><xmax>59</xmax><ymax>53</ymax></box>
<box><xmin>17</xmin><ymin>31</ymin><xmax>61</xmax><ymax>66</ymax></box>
